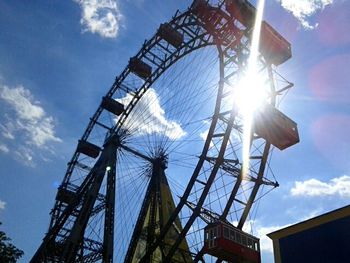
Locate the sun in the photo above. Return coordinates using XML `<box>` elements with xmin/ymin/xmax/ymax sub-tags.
<box><xmin>234</xmin><ymin>67</ymin><xmax>269</xmax><ymax>179</ymax></box>
<box><xmin>235</xmin><ymin>0</ymin><xmax>266</xmax><ymax>180</ymax></box>
<box><xmin>234</xmin><ymin>69</ymin><xmax>268</xmax><ymax>117</ymax></box>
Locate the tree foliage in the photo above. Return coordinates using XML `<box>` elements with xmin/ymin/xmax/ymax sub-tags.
<box><xmin>0</xmin><ymin>222</ymin><xmax>24</xmax><ymax>263</ymax></box>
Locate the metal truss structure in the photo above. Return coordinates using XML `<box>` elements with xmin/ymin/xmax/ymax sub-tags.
<box><xmin>31</xmin><ymin>0</ymin><xmax>296</xmax><ymax>262</ymax></box>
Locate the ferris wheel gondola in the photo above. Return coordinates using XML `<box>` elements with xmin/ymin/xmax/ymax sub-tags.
<box><xmin>31</xmin><ymin>0</ymin><xmax>299</xmax><ymax>262</ymax></box>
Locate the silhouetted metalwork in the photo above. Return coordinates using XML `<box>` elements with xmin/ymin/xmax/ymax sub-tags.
<box><xmin>31</xmin><ymin>0</ymin><xmax>298</xmax><ymax>262</ymax></box>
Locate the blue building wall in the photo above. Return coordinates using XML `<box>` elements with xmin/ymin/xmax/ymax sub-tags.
<box><xmin>279</xmin><ymin>215</ymin><xmax>350</xmax><ymax>263</ymax></box>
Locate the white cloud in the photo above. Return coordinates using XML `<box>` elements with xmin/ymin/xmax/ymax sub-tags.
<box><xmin>0</xmin><ymin>123</ymin><xmax>15</xmax><ymax>140</ymax></box>
<box><xmin>291</xmin><ymin>175</ymin><xmax>350</xmax><ymax>197</ymax></box>
<box><xmin>0</xmin><ymin>85</ymin><xmax>61</xmax><ymax>148</ymax></box>
<box><xmin>0</xmin><ymin>143</ymin><xmax>9</xmax><ymax>154</ymax></box>
<box><xmin>199</xmin><ymin>127</ymin><xmax>215</xmax><ymax>148</ymax></box>
<box><xmin>0</xmin><ymin>200</ymin><xmax>6</xmax><ymax>210</ymax></box>
<box><xmin>0</xmin><ymin>84</ymin><xmax>61</xmax><ymax>166</ymax></box>
<box><xmin>74</xmin><ymin>0</ymin><xmax>123</xmax><ymax>38</ymax></box>
<box><xmin>14</xmin><ymin>147</ymin><xmax>36</xmax><ymax>168</ymax></box>
<box><xmin>118</xmin><ymin>88</ymin><xmax>186</xmax><ymax>140</ymax></box>
<box><xmin>200</xmin><ymin>129</ymin><xmax>209</xmax><ymax>141</ymax></box>
<box><xmin>256</xmin><ymin>224</ymin><xmax>290</xmax><ymax>252</ymax></box>
<box><xmin>278</xmin><ymin>0</ymin><xmax>333</xmax><ymax>29</ymax></box>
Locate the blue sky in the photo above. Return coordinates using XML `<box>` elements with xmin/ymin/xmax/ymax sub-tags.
<box><xmin>0</xmin><ymin>0</ymin><xmax>350</xmax><ymax>262</ymax></box>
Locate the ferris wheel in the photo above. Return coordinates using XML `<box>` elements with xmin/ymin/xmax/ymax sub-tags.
<box><xmin>31</xmin><ymin>0</ymin><xmax>299</xmax><ymax>262</ymax></box>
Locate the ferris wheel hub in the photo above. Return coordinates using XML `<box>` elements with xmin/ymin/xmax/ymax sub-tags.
<box><xmin>152</xmin><ymin>154</ymin><xmax>168</xmax><ymax>170</ymax></box>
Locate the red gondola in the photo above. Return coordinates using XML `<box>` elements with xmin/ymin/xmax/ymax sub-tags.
<box><xmin>77</xmin><ymin>140</ymin><xmax>101</xmax><ymax>159</ymax></box>
<box><xmin>158</xmin><ymin>23</ymin><xmax>184</xmax><ymax>48</ymax></box>
<box><xmin>225</xmin><ymin>0</ymin><xmax>292</xmax><ymax>66</ymax></box>
<box><xmin>192</xmin><ymin>0</ymin><xmax>229</xmax><ymax>34</ymax></box>
<box><xmin>253</xmin><ymin>103</ymin><xmax>299</xmax><ymax>150</ymax></box>
<box><xmin>204</xmin><ymin>221</ymin><xmax>261</xmax><ymax>263</ymax></box>
<box><xmin>129</xmin><ymin>57</ymin><xmax>152</xmax><ymax>80</ymax></box>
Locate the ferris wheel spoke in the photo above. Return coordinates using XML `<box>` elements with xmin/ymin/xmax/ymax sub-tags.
<box><xmin>119</xmin><ymin>144</ymin><xmax>152</xmax><ymax>163</ymax></box>
<box><xmin>32</xmin><ymin>1</ymin><xmax>298</xmax><ymax>262</ymax></box>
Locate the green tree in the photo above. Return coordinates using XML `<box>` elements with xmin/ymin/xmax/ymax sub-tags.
<box><xmin>0</xmin><ymin>222</ymin><xmax>24</xmax><ymax>262</ymax></box>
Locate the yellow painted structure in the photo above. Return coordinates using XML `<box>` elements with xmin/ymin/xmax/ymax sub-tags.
<box><xmin>131</xmin><ymin>172</ymin><xmax>193</xmax><ymax>262</ymax></box>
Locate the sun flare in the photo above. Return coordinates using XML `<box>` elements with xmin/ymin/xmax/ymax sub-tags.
<box><xmin>238</xmin><ymin>0</ymin><xmax>266</xmax><ymax>179</ymax></box>
<box><xmin>234</xmin><ymin>71</ymin><xmax>268</xmax><ymax>117</ymax></box>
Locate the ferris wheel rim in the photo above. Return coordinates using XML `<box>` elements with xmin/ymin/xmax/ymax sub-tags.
<box><xmin>55</xmin><ymin>1</ymin><xmax>281</xmax><ymax>261</ymax></box>
<box><xmin>63</xmin><ymin>10</ymin><xmax>219</xmax><ymax>185</ymax></box>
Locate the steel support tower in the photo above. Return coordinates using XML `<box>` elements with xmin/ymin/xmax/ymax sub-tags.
<box><xmin>31</xmin><ymin>0</ymin><xmax>298</xmax><ymax>262</ymax></box>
